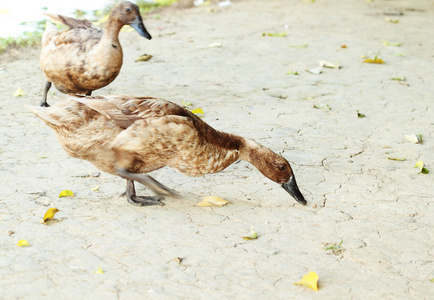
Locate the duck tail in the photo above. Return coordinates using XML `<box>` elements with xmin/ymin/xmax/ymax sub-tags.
<box><xmin>43</xmin><ymin>13</ymin><xmax>93</xmax><ymax>29</ymax></box>
<box><xmin>26</xmin><ymin>105</ymin><xmax>61</xmax><ymax>127</ymax></box>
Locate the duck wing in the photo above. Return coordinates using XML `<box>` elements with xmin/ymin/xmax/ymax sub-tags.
<box><xmin>72</xmin><ymin>96</ymin><xmax>191</xmax><ymax>129</ymax></box>
<box><xmin>44</xmin><ymin>13</ymin><xmax>94</xmax><ymax>29</ymax></box>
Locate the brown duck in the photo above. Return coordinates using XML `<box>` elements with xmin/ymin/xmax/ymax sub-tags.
<box><xmin>39</xmin><ymin>1</ymin><xmax>152</xmax><ymax>107</ymax></box>
<box><xmin>28</xmin><ymin>95</ymin><xmax>306</xmax><ymax>206</ymax></box>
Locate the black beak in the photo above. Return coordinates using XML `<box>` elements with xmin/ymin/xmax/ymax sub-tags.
<box><xmin>130</xmin><ymin>15</ymin><xmax>152</xmax><ymax>40</ymax></box>
<box><xmin>282</xmin><ymin>176</ymin><xmax>306</xmax><ymax>205</ymax></box>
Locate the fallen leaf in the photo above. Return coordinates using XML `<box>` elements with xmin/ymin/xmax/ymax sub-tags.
<box><xmin>43</xmin><ymin>207</ymin><xmax>59</xmax><ymax>222</ymax></box>
<box><xmin>209</xmin><ymin>42</ymin><xmax>222</xmax><ymax>48</ymax></box>
<box><xmin>319</xmin><ymin>60</ymin><xmax>340</xmax><ymax>69</ymax></box>
<box><xmin>302</xmin><ymin>0</ymin><xmax>315</xmax><ymax>3</ymax></box>
<box><xmin>17</xmin><ymin>239</ymin><xmax>30</xmax><ymax>247</ymax></box>
<box><xmin>398</xmin><ymin>81</ymin><xmax>409</xmax><ymax>87</ymax></box>
<box><xmin>294</xmin><ymin>271</ymin><xmax>319</xmax><ymax>291</ymax></box>
<box><xmin>134</xmin><ymin>54</ymin><xmax>152</xmax><ymax>62</ymax></box>
<box><xmin>59</xmin><ymin>190</ymin><xmax>74</xmax><ymax>198</ymax></box>
<box><xmin>324</xmin><ymin>240</ymin><xmax>343</xmax><ymax>255</ymax></box>
<box><xmin>357</xmin><ymin>110</ymin><xmax>365</xmax><ymax>118</ymax></box>
<box><xmin>391</xmin><ymin>77</ymin><xmax>405</xmax><ymax>81</ymax></box>
<box><xmin>404</xmin><ymin>134</ymin><xmax>422</xmax><ymax>144</ymax></box>
<box><xmin>243</xmin><ymin>226</ymin><xmax>258</xmax><ymax>240</ymax></box>
<box><xmin>430</xmin><ymin>278</ymin><xmax>434</xmax><ymax>283</ymax></box>
<box><xmin>341</xmin><ymin>44</ymin><xmax>347</xmax><ymax>48</ymax></box>
<box><xmin>287</xmin><ymin>69</ymin><xmax>299</xmax><ymax>75</ymax></box>
<box><xmin>263</xmin><ymin>32</ymin><xmax>287</xmax><ymax>37</ymax></box>
<box><xmin>13</xmin><ymin>87</ymin><xmax>26</xmax><ymax>97</ymax></box>
<box><xmin>363</xmin><ymin>57</ymin><xmax>385</xmax><ymax>64</ymax></box>
<box><xmin>181</xmin><ymin>100</ymin><xmax>192</xmax><ymax>107</ymax></box>
<box><xmin>174</xmin><ymin>257</ymin><xmax>183</xmax><ymax>265</ymax></box>
<box><xmin>196</xmin><ymin>195</ymin><xmax>230</xmax><ymax>207</ymax></box>
<box><xmin>289</xmin><ymin>44</ymin><xmax>308</xmax><ymax>48</ymax></box>
<box><xmin>191</xmin><ymin>108</ymin><xmax>204</xmax><ymax>115</ymax></box>
<box><xmin>415</xmin><ymin>161</ymin><xmax>429</xmax><ymax>174</ymax></box>
<box><xmin>313</xmin><ymin>103</ymin><xmax>331</xmax><ymax>110</ymax></box>
<box><xmin>94</xmin><ymin>266</ymin><xmax>104</xmax><ymax>274</ymax></box>
<box><xmin>306</xmin><ymin>66</ymin><xmax>322</xmax><ymax>74</ymax></box>
<box><xmin>383</xmin><ymin>41</ymin><xmax>401</xmax><ymax>46</ymax></box>
<box><xmin>91</xmin><ymin>186</ymin><xmax>99</xmax><ymax>191</ymax></box>
<box><xmin>385</xmin><ymin>17</ymin><xmax>399</xmax><ymax>23</ymax></box>
<box><xmin>395</xmin><ymin>53</ymin><xmax>405</xmax><ymax>57</ymax></box>
<box><xmin>387</xmin><ymin>156</ymin><xmax>406</xmax><ymax>161</ymax></box>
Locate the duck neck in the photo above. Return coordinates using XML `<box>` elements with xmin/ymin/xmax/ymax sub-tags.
<box><xmin>102</xmin><ymin>14</ymin><xmax>124</xmax><ymax>44</ymax></box>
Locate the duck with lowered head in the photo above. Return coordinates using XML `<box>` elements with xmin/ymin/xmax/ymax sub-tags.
<box><xmin>39</xmin><ymin>1</ymin><xmax>152</xmax><ymax>107</ymax></box>
<box><xmin>28</xmin><ymin>95</ymin><xmax>306</xmax><ymax>206</ymax></box>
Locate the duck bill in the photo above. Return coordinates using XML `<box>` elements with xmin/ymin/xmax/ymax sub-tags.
<box><xmin>281</xmin><ymin>176</ymin><xmax>306</xmax><ymax>205</ymax></box>
<box><xmin>130</xmin><ymin>15</ymin><xmax>152</xmax><ymax>40</ymax></box>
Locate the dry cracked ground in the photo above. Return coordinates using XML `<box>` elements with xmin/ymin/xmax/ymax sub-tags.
<box><xmin>0</xmin><ymin>0</ymin><xmax>433</xmax><ymax>298</ymax></box>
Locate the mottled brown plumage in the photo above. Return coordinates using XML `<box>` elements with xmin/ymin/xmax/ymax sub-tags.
<box><xmin>39</xmin><ymin>1</ymin><xmax>152</xmax><ymax>107</ymax></box>
<box><xmin>28</xmin><ymin>95</ymin><xmax>306</xmax><ymax>206</ymax></box>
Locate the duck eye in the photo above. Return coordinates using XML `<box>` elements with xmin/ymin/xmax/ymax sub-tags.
<box><xmin>126</xmin><ymin>7</ymin><xmax>132</xmax><ymax>13</ymax></box>
<box><xmin>278</xmin><ymin>165</ymin><xmax>286</xmax><ymax>171</ymax></box>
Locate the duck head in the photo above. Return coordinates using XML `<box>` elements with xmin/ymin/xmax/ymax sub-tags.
<box><xmin>240</xmin><ymin>139</ymin><xmax>306</xmax><ymax>205</ymax></box>
<box><xmin>112</xmin><ymin>1</ymin><xmax>152</xmax><ymax>40</ymax></box>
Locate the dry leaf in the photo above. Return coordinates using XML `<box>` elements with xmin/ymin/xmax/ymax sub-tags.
<box><xmin>94</xmin><ymin>266</ymin><xmax>104</xmax><ymax>274</ymax></box>
<box><xmin>289</xmin><ymin>44</ymin><xmax>308</xmax><ymax>48</ymax></box>
<box><xmin>383</xmin><ymin>41</ymin><xmax>401</xmax><ymax>47</ymax></box>
<box><xmin>13</xmin><ymin>87</ymin><xmax>26</xmax><ymax>97</ymax></box>
<box><xmin>209</xmin><ymin>42</ymin><xmax>222</xmax><ymax>48</ymax></box>
<box><xmin>191</xmin><ymin>108</ymin><xmax>204</xmax><ymax>115</ymax></box>
<box><xmin>391</xmin><ymin>77</ymin><xmax>405</xmax><ymax>81</ymax></box>
<box><xmin>243</xmin><ymin>226</ymin><xmax>258</xmax><ymax>240</ymax></box>
<box><xmin>43</xmin><ymin>207</ymin><xmax>59</xmax><ymax>222</ymax></box>
<box><xmin>363</xmin><ymin>57</ymin><xmax>385</xmax><ymax>64</ymax></box>
<box><xmin>404</xmin><ymin>134</ymin><xmax>422</xmax><ymax>144</ymax></box>
<box><xmin>287</xmin><ymin>69</ymin><xmax>299</xmax><ymax>75</ymax></box>
<box><xmin>59</xmin><ymin>190</ymin><xmax>74</xmax><ymax>198</ymax></box>
<box><xmin>294</xmin><ymin>271</ymin><xmax>319</xmax><ymax>291</ymax></box>
<box><xmin>174</xmin><ymin>257</ymin><xmax>183</xmax><ymax>265</ymax></box>
<box><xmin>196</xmin><ymin>196</ymin><xmax>230</xmax><ymax>207</ymax></box>
<box><xmin>313</xmin><ymin>103</ymin><xmax>331</xmax><ymax>110</ymax></box>
<box><xmin>357</xmin><ymin>110</ymin><xmax>365</xmax><ymax>118</ymax></box>
<box><xmin>262</xmin><ymin>32</ymin><xmax>287</xmax><ymax>37</ymax></box>
<box><xmin>385</xmin><ymin>17</ymin><xmax>399</xmax><ymax>23</ymax></box>
<box><xmin>415</xmin><ymin>161</ymin><xmax>429</xmax><ymax>174</ymax></box>
<box><xmin>306</xmin><ymin>67</ymin><xmax>322</xmax><ymax>74</ymax></box>
<box><xmin>17</xmin><ymin>239</ymin><xmax>30</xmax><ymax>247</ymax></box>
<box><xmin>387</xmin><ymin>156</ymin><xmax>406</xmax><ymax>161</ymax></box>
<box><xmin>135</xmin><ymin>54</ymin><xmax>152</xmax><ymax>62</ymax></box>
<box><xmin>319</xmin><ymin>60</ymin><xmax>340</xmax><ymax>69</ymax></box>
<box><xmin>181</xmin><ymin>100</ymin><xmax>192</xmax><ymax>107</ymax></box>
<box><xmin>91</xmin><ymin>186</ymin><xmax>99</xmax><ymax>191</ymax></box>
<box><xmin>341</xmin><ymin>44</ymin><xmax>347</xmax><ymax>48</ymax></box>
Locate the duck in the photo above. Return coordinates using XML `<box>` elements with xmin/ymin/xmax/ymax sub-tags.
<box><xmin>28</xmin><ymin>95</ymin><xmax>306</xmax><ymax>206</ymax></box>
<box><xmin>39</xmin><ymin>1</ymin><xmax>152</xmax><ymax>107</ymax></box>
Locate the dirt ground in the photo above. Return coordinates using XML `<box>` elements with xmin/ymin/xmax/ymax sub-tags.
<box><xmin>1</xmin><ymin>0</ymin><xmax>433</xmax><ymax>298</ymax></box>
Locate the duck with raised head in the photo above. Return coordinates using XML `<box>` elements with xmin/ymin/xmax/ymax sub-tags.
<box><xmin>28</xmin><ymin>95</ymin><xmax>306</xmax><ymax>206</ymax></box>
<box><xmin>39</xmin><ymin>1</ymin><xmax>152</xmax><ymax>107</ymax></box>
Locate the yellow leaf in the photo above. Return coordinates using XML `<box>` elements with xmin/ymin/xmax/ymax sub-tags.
<box><xmin>196</xmin><ymin>196</ymin><xmax>230</xmax><ymax>207</ymax></box>
<box><xmin>181</xmin><ymin>100</ymin><xmax>192</xmax><ymax>106</ymax></box>
<box><xmin>385</xmin><ymin>17</ymin><xmax>399</xmax><ymax>23</ymax></box>
<box><xmin>243</xmin><ymin>226</ymin><xmax>258</xmax><ymax>240</ymax></box>
<box><xmin>404</xmin><ymin>134</ymin><xmax>422</xmax><ymax>144</ymax></box>
<box><xmin>17</xmin><ymin>239</ymin><xmax>30</xmax><ymax>247</ymax></box>
<box><xmin>174</xmin><ymin>257</ymin><xmax>183</xmax><ymax>265</ymax></box>
<box><xmin>363</xmin><ymin>58</ymin><xmax>385</xmax><ymax>64</ymax></box>
<box><xmin>191</xmin><ymin>108</ymin><xmax>204</xmax><ymax>115</ymax></box>
<box><xmin>387</xmin><ymin>156</ymin><xmax>406</xmax><ymax>161</ymax></box>
<box><xmin>94</xmin><ymin>266</ymin><xmax>104</xmax><ymax>274</ymax></box>
<box><xmin>415</xmin><ymin>161</ymin><xmax>424</xmax><ymax>172</ymax></box>
<box><xmin>91</xmin><ymin>186</ymin><xmax>99</xmax><ymax>191</ymax></box>
<box><xmin>294</xmin><ymin>271</ymin><xmax>319</xmax><ymax>291</ymax></box>
<box><xmin>263</xmin><ymin>32</ymin><xmax>287</xmax><ymax>37</ymax></box>
<box><xmin>135</xmin><ymin>54</ymin><xmax>152</xmax><ymax>62</ymax></box>
<box><xmin>341</xmin><ymin>44</ymin><xmax>347</xmax><ymax>48</ymax></box>
<box><xmin>59</xmin><ymin>190</ymin><xmax>74</xmax><ymax>198</ymax></box>
<box><xmin>13</xmin><ymin>87</ymin><xmax>26</xmax><ymax>97</ymax></box>
<box><xmin>43</xmin><ymin>207</ymin><xmax>59</xmax><ymax>222</ymax></box>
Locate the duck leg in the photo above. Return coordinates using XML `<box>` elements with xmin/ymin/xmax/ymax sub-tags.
<box><xmin>86</xmin><ymin>91</ymin><xmax>92</xmax><ymax>96</ymax></box>
<box><xmin>40</xmin><ymin>81</ymin><xmax>52</xmax><ymax>107</ymax></box>
<box><xmin>117</xmin><ymin>168</ymin><xmax>179</xmax><ymax>198</ymax></box>
<box><xmin>125</xmin><ymin>179</ymin><xmax>163</xmax><ymax>206</ymax></box>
